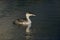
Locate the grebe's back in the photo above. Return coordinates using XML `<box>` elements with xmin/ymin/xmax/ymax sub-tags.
<box><xmin>13</xmin><ymin>18</ymin><xmax>30</xmax><ymax>26</ymax></box>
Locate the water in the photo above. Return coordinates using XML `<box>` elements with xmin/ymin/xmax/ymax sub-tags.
<box><xmin>0</xmin><ymin>0</ymin><xmax>60</xmax><ymax>40</ymax></box>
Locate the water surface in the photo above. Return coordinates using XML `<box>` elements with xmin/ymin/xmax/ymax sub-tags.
<box><xmin>0</xmin><ymin>0</ymin><xmax>60</xmax><ymax>40</ymax></box>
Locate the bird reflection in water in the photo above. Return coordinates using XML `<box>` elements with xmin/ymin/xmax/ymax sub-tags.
<box><xmin>25</xmin><ymin>33</ymin><xmax>33</xmax><ymax>40</ymax></box>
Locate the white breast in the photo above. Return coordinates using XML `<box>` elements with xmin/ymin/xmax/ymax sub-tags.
<box><xmin>19</xmin><ymin>21</ymin><xmax>31</xmax><ymax>25</ymax></box>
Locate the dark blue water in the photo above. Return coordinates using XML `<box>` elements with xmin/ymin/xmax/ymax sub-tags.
<box><xmin>0</xmin><ymin>0</ymin><xmax>60</xmax><ymax>40</ymax></box>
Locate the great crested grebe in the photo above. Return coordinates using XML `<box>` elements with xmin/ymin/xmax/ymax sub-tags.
<box><xmin>13</xmin><ymin>12</ymin><xmax>36</xmax><ymax>33</ymax></box>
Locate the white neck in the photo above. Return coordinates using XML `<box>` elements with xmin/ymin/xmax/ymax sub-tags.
<box><xmin>26</xmin><ymin>15</ymin><xmax>31</xmax><ymax>23</ymax></box>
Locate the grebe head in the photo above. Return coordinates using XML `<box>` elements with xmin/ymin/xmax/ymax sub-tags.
<box><xmin>26</xmin><ymin>12</ymin><xmax>36</xmax><ymax>17</ymax></box>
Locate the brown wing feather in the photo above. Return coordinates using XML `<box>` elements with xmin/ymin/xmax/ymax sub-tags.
<box><xmin>13</xmin><ymin>18</ymin><xmax>28</xmax><ymax>25</ymax></box>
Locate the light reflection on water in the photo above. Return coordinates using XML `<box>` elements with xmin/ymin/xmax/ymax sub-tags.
<box><xmin>24</xmin><ymin>28</ymin><xmax>34</xmax><ymax>40</ymax></box>
<box><xmin>25</xmin><ymin>33</ymin><xmax>33</xmax><ymax>40</ymax></box>
<box><xmin>25</xmin><ymin>28</ymin><xmax>36</xmax><ymax>40</ymax></box>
